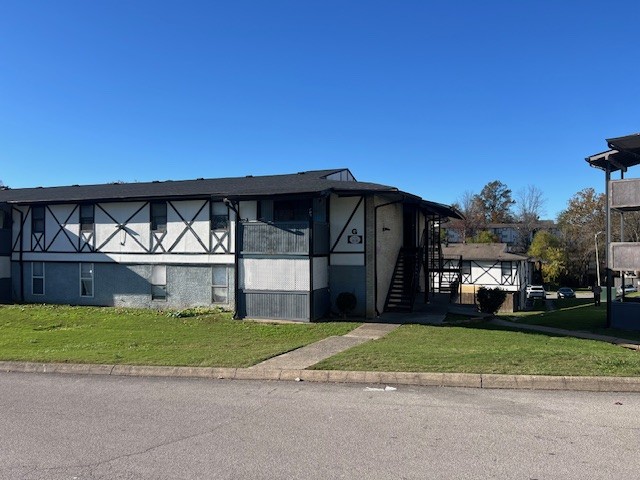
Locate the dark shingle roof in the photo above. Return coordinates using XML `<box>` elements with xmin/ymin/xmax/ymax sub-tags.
<box><xmin>0</xmin><ymin>169</ymin><xmax>394</xmax><ymax>204</ymax></box>
<box><xmin>442</xmin><ymin>243</ymin><xmax>529</xmax><ymax>261</ymax></box>
<box><xmin>0</xmin><ymin>168</ymin><xmax>463</xmax><ymax>219</ymax></box>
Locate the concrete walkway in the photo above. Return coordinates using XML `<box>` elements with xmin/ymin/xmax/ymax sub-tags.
<box><xmin>251</xmin><ymin>323</ymin><xmax>401</xmax><ymax>370</ymax></box>
<box><xmin>489</xmin><ymin>318</ymin><xmax>640</xmax><ymax>350</ymax></box>
<box><xmin>5</xmin><ymin>297</ymin><xmax>640</xmax><ymax>392</ymax></box>
<box><xmin>377</xmin><ymin>293</ymin><xmax>453</xmax><ymax>325</ymax></box>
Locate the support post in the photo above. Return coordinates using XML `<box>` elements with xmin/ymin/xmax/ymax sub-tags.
<box><xmin>605</xmin><ymin>166</ymin><xmax>612</xmax><ymax>328</ymax></box>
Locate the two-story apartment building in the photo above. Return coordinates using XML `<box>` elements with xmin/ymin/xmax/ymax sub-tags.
<box><xmin>0</xmin><ymin>169</ymin><xmax>460</xmax><ymax>321</ymax></box>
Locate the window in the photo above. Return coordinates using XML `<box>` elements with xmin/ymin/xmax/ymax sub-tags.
<box><xmin>32</xmin><ymin>262</ymin><xmax>44</xmax><ymax>295</ymax></box>
<box><xmin>501</xmin><ymin>261</ymin><xmax>512</xmax><ymax>276</ymax></box>
<box><xmin>151</xmin><ymin>202</ymin><xmax>167</xmax><ymax>232</ymax></box>
<box><xmin>80</xmin><ymin>263</ymin><xmax>94</xmax><ymax>297</ymax></box>
<box><xmin>151</xmin><ymin>265</ymin><xmax>167</xmax><ymax>300</ymax></box>
<box><xmin>0</xmin><ymin>209</ymin><xmax>7</xmax><ymax>229</ymax></box>
<box><xmin>212</xmin><ymin>265</ymin><xmax>229</xmax><ymax>303</ymax></box>
<box><xmin>274</xmin><ymin>199</ymin><xmax>311</xmax><ymax>222</ymax></box>
<box><xmin>80</xmin><ymin>204</ymin><xmax>94</xmax><ymax>232</ymax></box>
<box><xmin>32</xmin><ymin>206</ymin><xmax>45</xmax><ymax>234</ymax></box>
<box><xmin>461</xmin><ymin>261</ymin><xmax>471</xmax><ymax>276</ymax></box>
<box><xmin>211</xmin><ymin>201</ymin><xmax>229</xmax><ymax>230</ymax></box>
<box><xmin>501</xmin><ymin>261</ymin><xmax>513</xmax><ymax>283</ymax></box>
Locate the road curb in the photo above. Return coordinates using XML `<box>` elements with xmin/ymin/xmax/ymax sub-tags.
<box><xmin>2</xmin><ymin>361</ymin><xmax>640</xmax><ymax>392</ymax></box>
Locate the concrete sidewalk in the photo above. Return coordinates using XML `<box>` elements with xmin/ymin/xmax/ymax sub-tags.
<box><xmin>251</xmin><ymin>323</ymin><xmax>400</xmax><ymax>370</ymax></box>
<box><xmin>489</xmin><ymin>318</ymin><xmax>640</xmax><ymax>350</ymax></box>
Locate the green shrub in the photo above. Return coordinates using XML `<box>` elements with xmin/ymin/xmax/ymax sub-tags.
<box><xmin>477</xmin><ymin>287</ymin><xmax>507</xmax><ymax>314</ymax></box>
<box><xmin>166</xmin><ymin>306</ymin><xmax>226</xmax><ymax>318</ymax></box>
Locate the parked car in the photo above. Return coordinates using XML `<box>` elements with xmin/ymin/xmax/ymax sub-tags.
<box><xmin>526</xmin><ymin>285</ymin><xmax>546</xmax><ymax>300</ymax></box>
<box><xmin>556</xmin><ymin>287</ymin><xmax>575</xmax><ymax>299</ymax></box>
<box><xmin>617</xmin><ymin>284</ymin><xmax>637</xmax><ymax>295</ymax></box>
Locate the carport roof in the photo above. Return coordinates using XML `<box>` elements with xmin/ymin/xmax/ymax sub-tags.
<box><xmin>586</xmin><ymin>132</ymin><xmax>640</xmax><ymax>172</ymax></box>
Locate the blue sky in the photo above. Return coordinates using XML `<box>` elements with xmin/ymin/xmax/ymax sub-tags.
<box><xmin>1</xmin><ymin>1</ymin><xmax>638</xmax><ymax>219</ymax></box>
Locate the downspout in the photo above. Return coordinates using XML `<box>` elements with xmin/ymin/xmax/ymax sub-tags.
<box><xmin>373</xmin><ymin>195</ymin><xmax>405</xmax><ymax>316</ymax></box>
<box><xmin>223</xmin><ymin>198</ymin><xmax>241</xmax><ymax>320</ymax></box>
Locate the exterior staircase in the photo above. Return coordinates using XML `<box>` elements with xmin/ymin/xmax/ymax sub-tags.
<box><xmin>384</xmin><ymin>247</ymin><xmax>421</xmax><ymax>312</ymax></box>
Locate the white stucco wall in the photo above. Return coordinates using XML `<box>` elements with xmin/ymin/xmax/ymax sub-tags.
<box><xmin>240</xmin><ymin>258</ymin><xmax>310</xmax><ymax>291</ymax></box>
<box><xmin>375</xmin><ymin>199</ymin><xmax>403</xmax><ymax>314</ymax></box>
<box><xmin>329</xmin><ymin>194</ymin><xmax>365</xmax><ymax>266</ymax></box>
<box><xmin>163</xmin><ymin>200</ymin><xmax>210</xmax><ymax>253</ymax></box>
<box><xmin>458</xmin><ymin>260</ymin><xmax>525</xmax><ymax>293</ymax></box>
<box><xmin>11</xmin><ymin>199</ymin><xmax>235</xmax><ymax>262</ymax></box>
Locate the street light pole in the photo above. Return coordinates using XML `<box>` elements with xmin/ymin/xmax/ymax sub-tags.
<box><xmin>595</xmin><ymin>231</ymin><xmax>603</xmax><ymax>287</ymax></box>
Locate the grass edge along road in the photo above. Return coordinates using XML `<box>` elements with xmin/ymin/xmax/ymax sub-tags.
<box><xmin>0</xmin><ymin>305</ymin><xmax>358</xmax><ymax>368</ymax></box>
<box><xmin>2</xmin><ymin>302</ymin><xmax>640</xmax><ymax>377</ymax></box>
<box><xmin>313</xmin><ymin>300</ymin><xmax>640</xmax><ymax>376</ymax></box>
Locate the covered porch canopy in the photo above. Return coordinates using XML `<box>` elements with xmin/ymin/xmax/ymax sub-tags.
<box><xmin>586</xmin><ymin>133</ymin><xmax>640</xmax><ymax>173</ymax></box>
<box><xmin>585</xmin><ymin>132</ymin><xmax>640</xmax><ymax>328</ymax></box>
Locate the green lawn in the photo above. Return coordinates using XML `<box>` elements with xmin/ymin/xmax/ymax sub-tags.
<box><xmin>3</xmin><ymin>303</ymin><xmax>640</xmax><ymax>377</ymax></box>
<box><xmin>503</xmin><ymin>300</ymin><xmax>640</xmax><ymax>341</ymax></box>
<box><xmin>0</xmin><ymin>305</ymin><xmax>359</xmax><ymax>367</ymax></box>
<box><xmin>312</xmin><ymin>323</ymin><xmax>640</xmax><ymax>376</ymax></box>
<box><xmin>312</xmin><ymin>298</ymin><xmax>640</xmax><ymax>376</ymax></box>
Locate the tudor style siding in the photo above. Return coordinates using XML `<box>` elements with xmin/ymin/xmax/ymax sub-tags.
<box><xmin>10</xmin><ymin>200</ymin><xmax>235</xmax><ymax>309</ymax></box>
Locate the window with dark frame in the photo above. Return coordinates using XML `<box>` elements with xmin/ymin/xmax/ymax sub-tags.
<box><xmin>80</xmin><ymin>263</ymin><xmax>94</xmax><ymax>297</ymax></box>
<box><xmin>273</xmin><ymin>199</ymin><xmax>311</xmax><ymax>222</ymax></box>
<box><xmin>0</xmin><ymin>209</ymin><xmax>7</xmax><ymax>229</ymax></box>
<box><xmin>212</xmin><ymin>265</ymin><xmax>228</xmax><ymax>303</ymax></box>
<box><xmin>151</xmin><ymin>202</ymin><xmax>167</xmax><ymax>232</ymax></box>
<box><xmin>461</xmin><ymin>260</ymin><xmax>471</xmax><ymax>276</ymax></box>
<box><xmin>211</xmin><ymin>202</ymin><xmax>229</xmax><ymax>230</ymax></box>
<box><xmin>501</xmin><ymin>261</ymin><xmax>512</xmax><ymax>281</ymax></box>
<box><xmin>32</xmin><ymin>262</ymin><xmax>44</xmax><ymax>295</ymax></box>
<box><xmin>151</xmin><ymin>265</ymin><xmax>167</xmax><ymax>300</ymax></box>
<box><xmin>80</xmin><ymin>204</ymin><xmax>95</xmax><ymax>232</ymax></box>
<box><xmin>32</xmin><ymin>206</ymin><xmax>45</xmax><ymax>234</ymax></box>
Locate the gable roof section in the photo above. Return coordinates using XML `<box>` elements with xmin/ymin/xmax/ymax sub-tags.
<box><xmin>442</xmin><ymin>243</ymin><xmax>529</xmax><ymax>261</ymax></box>
<box><xmin>0</xmin><ymin>169</ymin><xmax>389</xmax><ymax>205</ymax></box>
<box><xmin>0</xmin><ymin>167</ymin><xmax>463</xmax><ymax>219</ymax></box>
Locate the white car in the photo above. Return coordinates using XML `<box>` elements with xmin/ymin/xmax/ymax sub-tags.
<box><xmin>526</xmin><ymin>285</ymin><xmax>546</xmax><ymax>300</ymax></box>
<box><xmin>617</xmin><ymin>284</ymin><xmax>637</xmax><ymax>295</ymax></box>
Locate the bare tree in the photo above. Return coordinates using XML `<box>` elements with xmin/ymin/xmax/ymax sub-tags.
<box><xmin>514</xmin><ymin>185</ymin><xmax>547</xmax><ymax>251</ymax></box>
<box><xmin>449</xmin><ymin>190</ymin><xmax>486</xmax><ymax>243</ymax></box>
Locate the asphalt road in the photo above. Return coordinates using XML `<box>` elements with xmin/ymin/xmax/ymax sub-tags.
<box><xmin>1</xmin><ymin>373</ymin><xmax>639</xmax><ymax>480</ymax></box>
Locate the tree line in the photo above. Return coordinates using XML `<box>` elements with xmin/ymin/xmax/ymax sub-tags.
<box><xmin>448</xmin><ymin>181</ymin><xmax>636</xmax><ymax>287</ymax></box>
<box><xmin>449</xmin><ymin>180</ymin><xmax>546</xmax><ymax>251</ymax></box>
